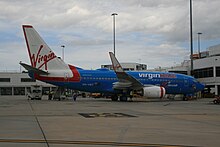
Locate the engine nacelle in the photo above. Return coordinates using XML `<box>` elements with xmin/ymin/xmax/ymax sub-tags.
<box><xmin>142</xmin><ymin>86</ymin><xmax>166</xmax><ymax>98</ymax></box>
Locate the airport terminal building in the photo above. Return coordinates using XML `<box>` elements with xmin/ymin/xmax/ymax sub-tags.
<box><xmin>0</xmin><ymin>72</ymin><xmax>55</xmax><ymax>96</ymax></box>
<box><xmin>194</xmin><ymin>44</ymin><xmax>220</xmax><ymax>95</ymax></box>
<box><xmin>101</xmin><ymin>63</ymin><xmax>147</xmax><ymax>71</ymax></box>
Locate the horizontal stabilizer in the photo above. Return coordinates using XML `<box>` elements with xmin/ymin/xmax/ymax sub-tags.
<box><xmin>20</xmin><ymin>62</ymin><xmax>49</xmax><ymax>75</ymax></box>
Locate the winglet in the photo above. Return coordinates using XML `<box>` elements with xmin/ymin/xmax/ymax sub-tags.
<box><xmin>109</xmin><ymin>52</ymin><xmax>124</xmax><ymax>72</ymax></box>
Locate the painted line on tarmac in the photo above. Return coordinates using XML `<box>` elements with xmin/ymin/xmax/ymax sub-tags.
<box><xmin>0</xmin><ymin>139</ymin><xmax>198</xmax><ymax>147</ymax></box>
<box><xmin>28</xmin><ymin>100</ymin><xmax>50</xmax><ymax>147</ymax></box>
<box><xmin>78</xmin><ymin>112</ymin><xmax>137</xmax><ymax>118</ymax></box>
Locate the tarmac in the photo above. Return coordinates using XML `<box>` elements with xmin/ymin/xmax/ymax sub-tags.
<box><xmin>0</xmin><ymin>96</ymin><xmax>219</xmax><ymax>147</ymax></box>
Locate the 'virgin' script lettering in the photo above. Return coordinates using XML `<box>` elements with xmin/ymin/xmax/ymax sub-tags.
<box><xmin>31</xmin><ymin>45</ymin><xmax>56</xmax><ymax>70</ymax></box>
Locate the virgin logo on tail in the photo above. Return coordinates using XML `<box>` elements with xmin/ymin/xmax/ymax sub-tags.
<box><xmin>31</xmin><ymin>45</ymin><xmax>56</xmax><ymax>70</ymax></box>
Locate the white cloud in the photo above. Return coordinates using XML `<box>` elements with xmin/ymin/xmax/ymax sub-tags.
<box><xmin>0</xmin><ymin>42</ymin><xmax>28</xmax><ymax>71</ymax></box>
<box><xmin>0</xmin><ymin>0</ymin><xmax>220</xmax><ymax>70</ymax></box>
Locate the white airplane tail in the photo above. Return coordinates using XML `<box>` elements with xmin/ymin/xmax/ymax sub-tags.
<box><xmin>22</xmin><ymin>25</ymin><xmax>69</xmax><ymax>71</ymax></box>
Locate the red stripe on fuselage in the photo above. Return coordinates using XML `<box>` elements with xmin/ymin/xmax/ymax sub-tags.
<box><xmin>160</xmin><ymin>86</ymin><xmax>164</xmax><ymax>98</ymax></box>
<box><xmin>69</xmin><ymin>65</ymin><xmax>81</xmax><ymax>82</ymax></box>
<box><xmin>34</xmin><ymin>64</ymin><xmax>81</xmax><ymax>82</ymax></box>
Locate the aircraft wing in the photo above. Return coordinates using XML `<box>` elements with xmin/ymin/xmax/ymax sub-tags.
<box><xmin>109</xmin><ymin>52</ymin><xmax>143</xmax><ymax>90</ymax></box>
<box><xmin>20</xmin><ymin>62</ymin><xmax>49</xmax><ymax>75</ymax></box>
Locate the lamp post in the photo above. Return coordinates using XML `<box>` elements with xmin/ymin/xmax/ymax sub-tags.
<box><xmin>61</xmin><ymin>45</ymin><xmax>65</xmax><ymax>61</ymax></box>
<box><xmin>111</xmin><ymin>13</ymin><xmax>118</xmax><ymax>56</ymax></box>
<box><xmin>189</xmin><ymin>0</ymin><xmax>194</xmax><ymax>76</ymax></box>
<box><xmin>197</xmin><ymin>32</ymin><xmax>202</xmax><ymax>58</ymax></box>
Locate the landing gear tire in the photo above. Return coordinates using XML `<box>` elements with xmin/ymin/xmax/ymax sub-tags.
<box><xmin>183</xmin><ymin>95</ymin><xmax>188</xmax><ymax>101</ymax></box>
<box><xmin>120</xmin><ymin>96</ymin><xmax>128</xmax><ymax>102</ymax></box>
<box><xmin>213</xmin><ymin>100</ymin><xmax>218</xmax><ymax>104</ymax></box>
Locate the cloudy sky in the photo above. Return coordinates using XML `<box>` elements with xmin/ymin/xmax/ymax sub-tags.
<box><xmin>1</xmin><ymin>0</ymin><xmax>220</xmax><ymax>71</ymax></box>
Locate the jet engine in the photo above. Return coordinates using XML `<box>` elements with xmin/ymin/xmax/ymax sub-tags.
<box><xmin>142</xmin><ymin>86</ymin><xmax>166</xmax><ymax>98</ymax></box>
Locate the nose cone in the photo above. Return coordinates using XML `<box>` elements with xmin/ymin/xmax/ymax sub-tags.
<box><xmin>197</xmin><ymin>82</ymin><xmax>205</xmax><ymax>92</ymax></box>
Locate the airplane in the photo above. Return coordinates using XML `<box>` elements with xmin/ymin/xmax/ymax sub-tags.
<box><xmin>20</xmin><ymin>25</ymin><xmax>205</xmax><ymax>101</ymax></box>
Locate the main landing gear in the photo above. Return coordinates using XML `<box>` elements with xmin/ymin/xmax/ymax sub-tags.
<box><xmin>111</xmin><ymin>94</ymin><xmax>133</xmax><ymax>102</ymax></box>
<box><xmin>111</xmin><ymin>95</ymin><xmax>118</xmax><ymax>101</ymax></box>
<box><xmin>119</xmin><ymin>95</ymin><xmax>128</xmax><ymax>102</ymax></box>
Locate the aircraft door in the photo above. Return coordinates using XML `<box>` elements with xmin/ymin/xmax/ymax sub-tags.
<box><xmin>64</xmin><ymin>73</ymin><xmax>70</xmax><ymax>82</ymax></box>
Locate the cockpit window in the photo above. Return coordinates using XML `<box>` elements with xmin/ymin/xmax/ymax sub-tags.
<box><xmin>193</xmin><ymin>79</ymin><xmax>199</xmax><ymax>83</ymax></box>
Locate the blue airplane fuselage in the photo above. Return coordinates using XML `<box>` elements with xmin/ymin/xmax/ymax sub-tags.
<box><xmin>31</xmin><ymin>68</ymin><xmax>204</xmax><ymax>95</ymax></box>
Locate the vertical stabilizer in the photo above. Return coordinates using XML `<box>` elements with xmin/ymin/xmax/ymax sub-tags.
<box><xmin>22</xmin><ymin>25</ymin><xmax>69</xmax><ymax>71</ymax></box>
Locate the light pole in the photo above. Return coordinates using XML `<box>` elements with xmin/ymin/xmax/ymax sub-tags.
<box><xmin>197</xmin><ymin>32</ymin><xmax>202</xmax><ymax>58</ymax></box>
<box><xmin>61</xmin><ymin>45</ymin><xmax>65</xmax><ymax>61</ymax></box>
<box><xmin>189</xmin><ymin>0</ymin><xmax>193</xmax><ymax>76</ymax></box>
<box><xmin>111</xmin><ymin>13</ymin><xmax>118</xmax><ymax>56</ymax></box>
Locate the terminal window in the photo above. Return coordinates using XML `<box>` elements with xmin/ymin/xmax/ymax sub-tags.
<box><xmin>216</xmin><ymin>67</ymin><xmax>220</xmax><ymax>77</ymax></box>
<box><xmin>21</xmin><ymin>78</ymin><xmax>36</xmax><ymax>82</ymax></box>
<box><xmin>0</xmin><ymin>87</ymin><xmax>12</xmax><ymax>95</ymax></box>
<box><xmin>14</xmin><ymin>87</ymin><xmax>25</xmax><ymax>95</ymax></box>
<box><xmin>194</xmin><ymin>67</ymin><xmax>213</xmax><ymax>78</ymax></box>
<box><xmin>0</xmin><ymin>78</ymin><xmax>10</xmax><ymax>82</ymax></box>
